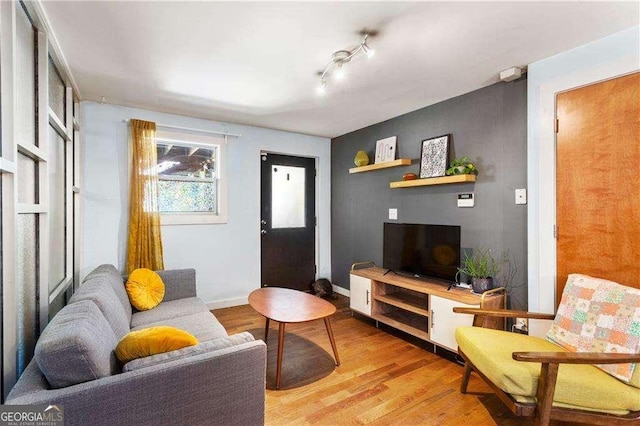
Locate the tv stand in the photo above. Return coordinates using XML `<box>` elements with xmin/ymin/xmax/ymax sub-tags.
<box><xmin>349</xmin><ymin>266</ymin><xmax>505</xmax><ymax>352</ymax></box>
<box><xmin>382</xmin><ymin>269</ymin><xmax>398</xmax><ymax>276</ymax></box>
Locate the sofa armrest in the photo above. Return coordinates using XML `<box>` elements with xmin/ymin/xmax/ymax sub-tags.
<box><xmin>513</xmin><ymin>351</ymin><xmax>640</xmax><ymax>364</ymax></box>
<box><xmin>6</xmin><ymin>341</ymin><xmax>266</xmax><ymax>426</ymax></box>
<box><xmin>156</xmin><ymin>268</ymin><xmax>197</xmax><ymax>301</ymax></box>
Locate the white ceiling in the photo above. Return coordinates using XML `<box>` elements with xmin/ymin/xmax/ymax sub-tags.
<box><xmin>42</xmin><ymin>1</ymin><xmax>638</xmax><ymax>138</ymax></box>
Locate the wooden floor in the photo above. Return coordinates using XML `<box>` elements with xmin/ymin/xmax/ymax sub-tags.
<box><xmin>213</xmin><ymin>294</ymin><xmax>585</xmax><ymax>426</ymax></box>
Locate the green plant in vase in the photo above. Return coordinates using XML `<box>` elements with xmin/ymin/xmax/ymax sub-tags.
<box><xmin>458</xmin><ymin>247</ymin><xmax>509</xmax><ymax>293</ymax></box>
<box><xmin>446</xmin><ymin>156</ymin><xmax>478</xmax><ymax>176</ymax></box>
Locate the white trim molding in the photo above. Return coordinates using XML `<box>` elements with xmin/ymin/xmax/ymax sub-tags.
<box><xmin>526</xmin><ymin>26</ymin><xmax>640</xmax><ymax>336</ymax></box>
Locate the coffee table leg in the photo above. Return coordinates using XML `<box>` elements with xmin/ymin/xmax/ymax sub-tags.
<box><xmin>264</xmin><ymin>318</ymin><xmax>270</xmax><ymax>341</ymax></box>
<box><xmin>276</xmin><ymin>322</ymin><xmax>286</xmax><ymax>389</ymax></box>
<box><xmin>323</xmin><ymin>317</ymin><xmax>340</xmax><ymax>366</ymax></box>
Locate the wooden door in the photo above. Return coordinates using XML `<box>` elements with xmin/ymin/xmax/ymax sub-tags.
<box><xmin>556</xmin><ymin>72</ymin><xmax>640</xmax><ymax>302</ymax></box>
<box><xmin>260</xmin><ymin>153</ymin><xmax>316</xmax><ymax>291</ymax></box>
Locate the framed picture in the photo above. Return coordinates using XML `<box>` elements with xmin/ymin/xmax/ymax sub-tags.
<box><xmin>419</xmin><ymin>134</ymin><xmax>450</xmax><ymax>178</ymax></box>
<box><xmin>374</xmin><ymin>136</ymin><xmax>397</xmax><ymax>163</ymax></box>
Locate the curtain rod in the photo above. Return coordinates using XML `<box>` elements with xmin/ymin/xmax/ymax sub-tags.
<box><xmin>123</xmin><ymin>119</ymin><xmax>241</xmax><ymax>138</ymax></box>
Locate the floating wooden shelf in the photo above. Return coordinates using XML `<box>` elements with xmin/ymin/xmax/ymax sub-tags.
<box><xmin>349</xmin><ymin>159</ymin><xmax>413</xmax><ymax>174</ymax></box>
<box><xmin>390</xmin><ymin>174</ymin><xmax>476</xmax><ymax>188</ymax></box>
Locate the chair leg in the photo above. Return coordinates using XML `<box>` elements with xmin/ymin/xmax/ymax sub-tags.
<box><xmin>534</xmin><ymin>362</ymin><xmax>559</xmax><ymax>426</ymax></box>
<box><xmin>461</xmin><ymin>361</ymin><xmax>473</xmax><ymax>394</ymax></box>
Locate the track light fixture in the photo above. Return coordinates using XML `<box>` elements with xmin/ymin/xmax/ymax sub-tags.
<box><xmin>316</xmin><ymin>33</ymin><xmax>375</xmax><ymax>95</ymax></box>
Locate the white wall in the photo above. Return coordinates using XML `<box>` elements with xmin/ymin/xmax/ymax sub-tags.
<box><xmin>527</xmin><ymin>26</ymin><xmax>639</xmax><ymax>334</ymax></box>
<box><xmin>81</xmin><ymin>102</ymin><xmax>331</xmax><ymax>307</ymax></box>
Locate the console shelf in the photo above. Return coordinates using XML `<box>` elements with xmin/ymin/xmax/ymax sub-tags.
<box><xmin>390</xmin><ymin>174</ymin><xmax>476</xmax><ymax>188</ymax></box>
<box><xmin>374</xmin><ymin>292</ymin><xmax>429</xmax><ymax>317</ymax></box>
<box><xmin>350</xmin><ymin>267</ymin><xmax>505</xmax><ymax>352</ymax></box>
<box><xmin>349</xmin><ymin>159</ymin><xmax>412</xmax><ymax>174</ymax></box>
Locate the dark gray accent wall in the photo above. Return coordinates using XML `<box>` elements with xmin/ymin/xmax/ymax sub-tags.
<box><xmin>331</xmin><ymin>79</ymin><xmax>528</xmax><ymax>309</ymax></box>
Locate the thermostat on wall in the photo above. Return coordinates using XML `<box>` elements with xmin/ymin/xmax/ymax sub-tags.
<box><xmin>457</xmin><ymin>193</ymin><xmax>474</xmax><ymax>208</ymax></box>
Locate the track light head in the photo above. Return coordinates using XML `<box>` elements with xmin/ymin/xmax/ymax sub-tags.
<box><xmin>362</xmin><ymin>43</ymin><xmax>375</xmax><ymax>58</ymax></box>
<box><xmin>334</xmin><ymin>62</ymin><xmax>345</xmax><ymax>80</ymax></box>
<box><xmin>316</xmin><ymin>32</ymin><xmax>375</xmax><ymax>95</ymax></box>
<box><xmin>316</xmin><ymin>80</ymin><xmax>327</xmax><ymax>96</ymax></box>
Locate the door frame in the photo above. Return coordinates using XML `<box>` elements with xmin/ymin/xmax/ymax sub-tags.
<box><xmin>527</xmin><ymin>64</ymin><xmax>639</xmax><ymax>333</ymax></box>
<box><xmin>259</xmin><ymin>150</ymin><xmax>319</xmax><ymax>286</ymax></box>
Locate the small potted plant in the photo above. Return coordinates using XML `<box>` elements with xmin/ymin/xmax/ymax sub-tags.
<box><xmin>458</xmin><ymin>247</ymin><xmax>508</xmax><ymax>293</ymax></box>
<box><xmin>446</xmin><ymin>156</ymin><xmax>478</xmax><ymax>176</ymax></box>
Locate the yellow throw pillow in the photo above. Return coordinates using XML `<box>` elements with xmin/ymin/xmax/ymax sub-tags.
<box><xmin>115</xmin><ymin>326</ymin><xmax>199</xmax><ymax>364</ymax></box>
<box><xmin>126</xmin><ymin>268</ymin><xmax>165</xmax><ymax>311</ymax></box>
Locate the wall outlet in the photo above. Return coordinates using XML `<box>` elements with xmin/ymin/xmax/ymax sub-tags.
<box><xmin>389</xmin><ymin>208</ymin><xmax>398</xmax><ymax>220</ymax></box>
<box><xmin>513</xmin><ymin>318</ymin><xmax>528</xmax><ymax>334</ymax></box>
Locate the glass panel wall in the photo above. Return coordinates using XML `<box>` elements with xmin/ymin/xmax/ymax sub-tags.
<box><xmin>48</xmin><ymin>126</ymin><xmax>66</xmax><ymax>289</ymax></box>
<box><xmin>17</xmin><ymin>154</ymin><xmax>36</xmax><ymax>204</ymax></box>
<box><xmin>16</xmin><ymin>214</ymin><xmax>38</xmax><ymax>375</ymax></box>
<box><xmin>48</xmin><ymin>57</ymin><xmax>66</xmax><ymax>122</ymax></box>
<box><xmin>16</xmin><ymin>4</ymin><xmax>36</xmax><ymax>147</ymax></box>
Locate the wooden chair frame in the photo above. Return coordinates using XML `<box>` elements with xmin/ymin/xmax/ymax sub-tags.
<box><xmin>453</xmin><ymin>307</ymin><xmax>640</xmax><ymax>426</ymax></box>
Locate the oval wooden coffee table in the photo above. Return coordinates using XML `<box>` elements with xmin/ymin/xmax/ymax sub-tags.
<box><xmin>248</xmin><ymin>287</ymin><xmax>340</xmax><ymax>389</ymax></box>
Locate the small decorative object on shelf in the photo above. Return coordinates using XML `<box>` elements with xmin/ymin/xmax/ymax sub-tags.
<box><xmin>420</xmin><ymin>134</ymin><xmax>450</xmax><ymax>178</ymax></box>
<box><xmin>457</xmin><ymin>247</ymin><xmax>509</xmax><ymax>294</ymax></box>
<box><xmin>353</xmin><ymin>150</ymin><xmax>370</xmax><ymax>167</ymax></box>
<box><xmin>402</xmin><ymin>173</ymin><xmax>417</xmax><ymax>181</ymax></box>
<box><xmin>446</xmin><ymin>156</ymin><xmax>478</xmax><ymax>176</ymax></box>
<box><xmin>375</xmin><ymin>136</ymin><xmax>397</xmax><ymax>163</ymax></box>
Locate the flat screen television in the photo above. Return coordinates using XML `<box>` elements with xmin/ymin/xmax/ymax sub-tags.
<box><xmin>383</xmin><ymin>222</ymin><xmax>461</xmax><ymax>283</ymax></box>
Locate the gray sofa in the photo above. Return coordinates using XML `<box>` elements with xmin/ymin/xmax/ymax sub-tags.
<box><xmin>6</xmin><ymin>264</ymin><xmax>266</xmax><ymax>426</ymax></box>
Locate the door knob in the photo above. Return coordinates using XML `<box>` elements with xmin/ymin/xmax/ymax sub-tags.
<box><xmin>261</xmin><ymin>230</ymin><xmax>267</xmax><ymax>235</ymax></box>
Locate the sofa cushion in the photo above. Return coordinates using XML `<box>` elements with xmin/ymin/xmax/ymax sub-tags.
<box><xmin>115</xmin><ymin>326</ymin><xmax>198</xmax><ymax>364</ymax></box>
<box><xmin>456</xmin><ymin>326</ymin><xmax>640</xmax><ymax>414</ymax></box>
<box><xmin>84</xmin><ymin>264</ymin><xmax>132</xmax><ymax>322</ymax></box>
<box><xmin>547</xmin><ymin>274</ymin><xmax>640</xmax><ymax>385</ymax></box>
<box><xmin>130</xmin><ymin>297</ymin><xmax>209</xmax><ymax>328</ymax></box>
<box><xmin>69</xmin><ymin>279</ymin><xmax>130</xmax><ymax>339</ymax></box>
<box><xmin>122</xmin><ymin>332</ymin><xmax>254</xmax><ymax>372</ymax></box>
<box><xmin>131</xmin><ymin>311</ymin><xmax>228</xmax><ymax>342</ymax></box>
<box><xmin>126</xmin><ymin>268</ymin><xmax>165</xmax><ymax>311</ymax></box>
<box><xmin>35</xmin><ymin>301</ymin><xmax>118</xmax><ymax>389</ymax></box>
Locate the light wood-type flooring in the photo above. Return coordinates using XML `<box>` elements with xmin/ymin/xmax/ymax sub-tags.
<box><xmin>213</xmin><ymin>294</ymin><xmax>586</xmax><ymax>426</ymax></box>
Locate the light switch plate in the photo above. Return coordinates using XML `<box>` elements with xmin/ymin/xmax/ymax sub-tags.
<box><xmin>515</xmin><ymin>188</ymin><xmax>527</xmax><ymax>205</ymax></box>
<box><xmin>389</xmin><ymin>208</ymin><xmax>398</xmax><ymax>220</ymax></box>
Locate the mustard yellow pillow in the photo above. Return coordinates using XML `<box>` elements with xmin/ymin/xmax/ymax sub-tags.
<box><xmin>126</xmin><ymin>268</ymin><xmax>165</xmax><ymax>310</ymax></box>
<box><xmin>115</xmin><ymin>326</ymin><xmax>199</xmax><ymax>364</ymax></box>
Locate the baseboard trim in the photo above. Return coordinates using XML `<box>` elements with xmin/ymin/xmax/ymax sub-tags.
<box><xmin>332</xmin><ymin>285</ymin><xmax>350</xmax><ymax>297</ymax></box>
<box><xmin>207</xmin><ymin>296</ymin><xmax>248</xmax><ymax>310</ymax></box>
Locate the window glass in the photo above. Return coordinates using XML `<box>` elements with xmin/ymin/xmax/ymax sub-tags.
<box><xmin>16</xmin><ymin>4</ymin><xmax>36</xmax><ymax>147</ymax></box>
<box><xmin>17</xmin><ymin>153</ymin><xmax>37</xmax><ymax>204</ymax></box>
<box><xmin>48</xmin><ymin>56</ymin><xmax>66</xmax><ymax>123</ymax></box>
<box><xmin>16</xmin><ymin>213</ymin><xmax>38</xmax><ymax>375</ymax></box>
<box><xmin>49</xmin><ymin>126</ymin><xmax>66</xmax><ymax>289</ymax></box>
<box><xmin>156</xmin><ymin>141</ymin><xmax>218</xmax><ymax>213</ymax></box>
<box><xmin>271</xmin><ymin>165</ymin><xmax>305</xmax><ymax>228</ymax></box>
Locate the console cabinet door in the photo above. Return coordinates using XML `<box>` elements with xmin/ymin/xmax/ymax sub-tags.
<box><xmin>350</xmin><ymin>274</ymin><xmax>372</xmax><ymax>316</ymax></box>
<box><xmin>430</xmin><ymin>296</ymin><xmax>474</xmax><ymax>352</ymax></box>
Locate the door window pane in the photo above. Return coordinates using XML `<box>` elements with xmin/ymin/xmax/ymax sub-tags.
<box><xmin>17</xmin><ymin>153</ymin><xmax>37</xmax><ymax>204</ymax></box>
<box><xmin>16</xmin><ymin>5</ymin><xmax>36</xmax><ymax>147</ymax></box>
<box><xmin>49</xmin><ymin>126</ymin><xmax>66</xmax><ymax>289</ymax></box>
<box><xmin>48</xmin><ymin>57</ymin><xmax>66</xmax><ymax>123</ymax></box>
<box><xmin>271</xmin><ymin>165</ymin><xmax>305</xmax><ymax>229</ymax></box>
<box><xmin>17</xmin><ymin>214</ymin><xmax>38</xmax><ymax>375</ymax></box>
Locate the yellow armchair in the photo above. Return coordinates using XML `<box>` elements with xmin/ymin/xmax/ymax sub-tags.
<box><xmin>454</xmin><ymin>305</ymin><xmax>640</xmax><ymax>426</ymax></box>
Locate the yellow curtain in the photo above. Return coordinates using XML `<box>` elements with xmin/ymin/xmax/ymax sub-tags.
<box><xmin>126</xmin><ymin>119</ymin><xmax>164</xmax><ymax>273</ymax></box>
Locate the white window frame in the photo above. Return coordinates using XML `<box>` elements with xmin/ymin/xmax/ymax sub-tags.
<box><xmin>156</xmin><ymin>130</ymin><xmax>228</xmax><ymax>225</ymax></box>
